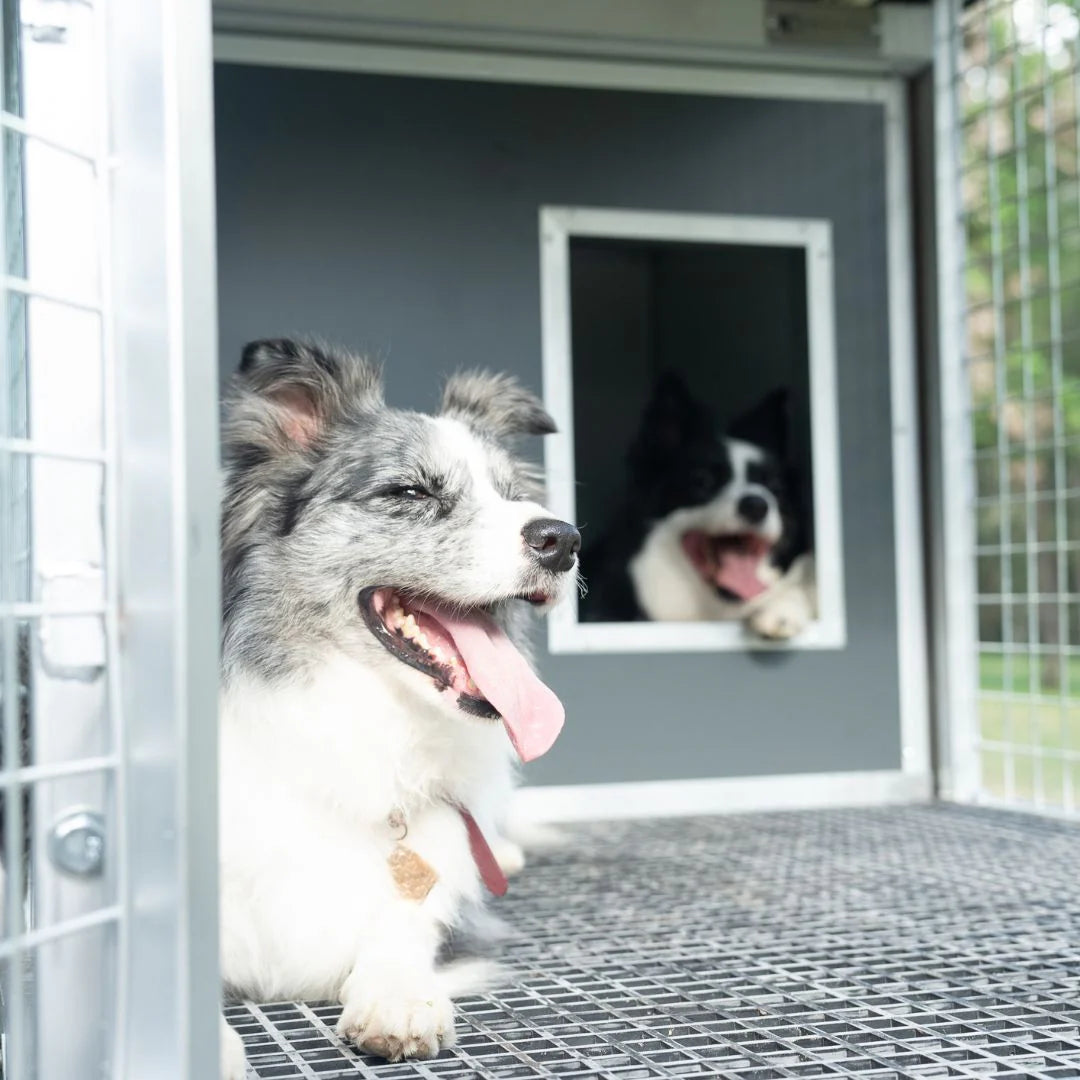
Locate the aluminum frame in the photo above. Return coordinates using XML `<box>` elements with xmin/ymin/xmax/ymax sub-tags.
<box><xmin>933</xmin><ymin>0</ymin><xmax>980</xmax><ymax>804</ymax></box>
<box><xmin>106</xmin><ymin>0</ymin><xmax>222</xmax><ymax>1072</ymax></box>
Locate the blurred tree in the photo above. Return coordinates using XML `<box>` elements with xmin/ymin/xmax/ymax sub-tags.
<box><xmin>962</xmin><ymin>0</ymin><xmax>1080</xmax><ymax>693</ymax></box>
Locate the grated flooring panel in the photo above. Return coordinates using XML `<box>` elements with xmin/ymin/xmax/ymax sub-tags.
<box><xmin>226</xmin><ymin>805</ymin><xmax>1080</xmax><ymax>1079</ymax></box>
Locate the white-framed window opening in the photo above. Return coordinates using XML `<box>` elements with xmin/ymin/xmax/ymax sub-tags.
<box><xmin>539</xmin><ymin>205</ymin><xmax>846</xmax><ymax>655</ymax></box>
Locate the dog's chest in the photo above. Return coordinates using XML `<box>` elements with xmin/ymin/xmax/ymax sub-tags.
<box><xmin>221</xmin><ymin>655</ymin><xmax>512</xmax><ymax>877</ymax></box>
<box><xmin>629</xmin><ymin>524</ymin><xmax>717</xmax><ymax>621</ymax></box>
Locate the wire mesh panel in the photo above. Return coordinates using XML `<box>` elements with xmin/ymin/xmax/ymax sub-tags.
<box><xmin>940</xmin><ymin>0</ymin><xmax>1080</xmax><ymax>814</ymax></box>
<box><xmin>0</xmin><ymin>0</ymin><xmax>221</xmax><ymax>1076</ymax></box>
<box><xmin>1</xmin><ymin>1</ymin><xmax>120</xmax><ymax>1075</ymax></box>
<box><xmin>227</xmin><ymin>808</ymin><xmax>1080</xmax><ymax>1080</ymax></box>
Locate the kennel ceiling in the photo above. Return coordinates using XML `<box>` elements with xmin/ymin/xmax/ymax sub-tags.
<box><xmin>211</xmin><ymin>0</ymin><xmax>933</xmax><ymax>78</ymax></box>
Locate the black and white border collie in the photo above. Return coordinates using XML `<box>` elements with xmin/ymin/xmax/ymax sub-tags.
<box><xmin>583</xmin><ymin>373</ymin><xmax>816</xmax><ymax>640</ymax></box>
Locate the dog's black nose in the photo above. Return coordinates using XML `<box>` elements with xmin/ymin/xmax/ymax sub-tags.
<box><xmin>738</xmin><ymin>494</ymin><xmax>769</xmax><ymax>525</ymax></box>
<box><xmin>522</xmin><ymin>518</ymin><xmax>581</xmax><ymax>572</ymax></box>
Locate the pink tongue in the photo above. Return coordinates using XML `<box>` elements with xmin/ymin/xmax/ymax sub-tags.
<box><xmin>715</xmin><ymin>550</ymin><xmax>768</xmax><ymax>601</ymax></box>
<box><xmin>419</xmin><ymin>605</ymin><xmax>564</xmax><ymax>762</ymax></box>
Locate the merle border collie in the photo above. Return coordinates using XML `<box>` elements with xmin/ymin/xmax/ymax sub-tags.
<box><xmin>582</xmin><ymin>373</ymin><xmax>816</xmax><ymax>640</ymax></box>
<box><xmin>218</xmin><ymin>340</ymin><xmax>578</xmax><ymax>1077</ymax></box>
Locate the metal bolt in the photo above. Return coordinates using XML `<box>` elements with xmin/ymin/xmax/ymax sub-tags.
<box><xmin>48</xmin><ymin>810</ymin><xmax>106</xmax><ymax>877</ymax></box>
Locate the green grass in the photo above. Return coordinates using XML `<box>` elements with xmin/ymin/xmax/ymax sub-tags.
<box><xmin>977</xmin><ymin>651</ymin><xmax>1080</xmax><ymax>805</ymax></box>
<box><xmin>978</xmin><ymin>651</ymin><xmax>1080</xmax><ymax>696</ymax></box>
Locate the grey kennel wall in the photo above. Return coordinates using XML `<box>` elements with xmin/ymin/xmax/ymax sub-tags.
<box><xmin>214</xmin><ymin>65</ymin><xmax>899</xmax><ymax>787</ymax></box>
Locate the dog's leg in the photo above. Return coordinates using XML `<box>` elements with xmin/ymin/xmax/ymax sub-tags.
<box><xmin>749</xmin><ymin>586</ymin><xmax>814</xmax><ymax>640</ymax></box>
<box><xmin>748</xmin><ymin>555</ymin><xmax>817</xmax><ymax>641</ymax></box>
<box><xmin>336</xmin><ymin>902</ymin><xmax>454</xmax><ymax>1061</ymax></box>
<box><xmin>221</xmin><ymin>1014</ymin><xmax>247</xmax><ymax>1080</ymax></box>
<box><xmin>491</xmin><ymin>834</ymin><xmax>526</xmax><ymax>877</ymax></box>
<box><xmin>492</xmin><ymin>817</ymin><xmax>569</xmax><ymax>876</ymax></box>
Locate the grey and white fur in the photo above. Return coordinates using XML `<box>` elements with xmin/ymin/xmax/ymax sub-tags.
<box><xmin>218</xmin><ymin>339</ymin><xmax>579</xmax><ymax>1078</ymax></box>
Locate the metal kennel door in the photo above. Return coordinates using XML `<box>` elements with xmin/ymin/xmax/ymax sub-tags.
<box><xmin>0</xmin><ymin>0</ymin><xmax>220</xmax><ymax>1076</ymax></box>
<box><xmin>936</xmin><ymin>0</ymin><xmax>1080</xmax><ymax>819</ymax></box>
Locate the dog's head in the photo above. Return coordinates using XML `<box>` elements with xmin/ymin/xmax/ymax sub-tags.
<box><xmin>627</xmin><ymin>373</ymin><xmax>803</xmax><ymax>617</ymax></box>
<box><xmin>221</xmin><ymin>338</ymin><xmax>578</xmax><ymax>760</ymax></box>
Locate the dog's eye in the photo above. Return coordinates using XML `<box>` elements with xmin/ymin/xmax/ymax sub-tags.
<box><xmin>383</xmin><ymin>484</ymin><xmax>432</xmax><ymax>501</ymax></box>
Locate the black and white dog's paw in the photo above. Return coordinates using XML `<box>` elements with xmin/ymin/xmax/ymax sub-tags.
<box><xmin>749</xmin><ymin>591</ymin><xmax>813</xmax><ymax>640</ymax></box>
<box><xmin>221</xmin><ymin>1015</ymin><xmax>247</xmax><ymax>1080</ymax></box>
<box><xmin>748</xmin><ymin>555</ymin><xmax>816</xmax><ymax>641</ymax></box>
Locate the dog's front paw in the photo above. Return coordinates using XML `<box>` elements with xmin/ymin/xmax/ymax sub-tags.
<box><xmin>221</xmin><ymin>1015</ymin><xmax>247</xmax><ymax>1080</ymax></box>
<box><xmin>749</xmin><ymin>594</ymin><xmax>812</xmax><ymax>641</ymax></box>
<box><xmin>337</xmin><ymin>987</ymin><xmax>455</xmax><ymax>1061</ymax></box>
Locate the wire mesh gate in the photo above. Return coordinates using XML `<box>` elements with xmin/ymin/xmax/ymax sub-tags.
<box><xmin>937</xmin><ymin>0</ymin><xmax>1080</xmax><ymax>817</ymax></box>
<box><xmin>2</xmin><ymin>1</ymin><xmax>119</xmax><ymax>1074</ymax></box>
<box><xmin>0</xmin><ymin>0</ymin><xmax>220</xmax><ymax>1076</ymax></box>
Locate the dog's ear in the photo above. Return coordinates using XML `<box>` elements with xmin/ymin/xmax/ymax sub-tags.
<box><xmin>727</xmin><ymin>387</ymin><xmax>791</xmax><ymax>459</ymax></box>
<box><xmin>629</xmin><ymin>371</ymin><xmax>713</xmax><ymax>466</ymax></box>
<box><xmin>229</xmin><ymin>338</ymin><xmax>383</xmax><ymax>453</ymax></box>
<box><xmin>644</xmin><ymin>371</ymin><xmax>700</xmax><ymax>445</ymax></box>
<box><xmin>441</xmin><ymin>370</ymin><xmax>556</xmax><ymax>439</ymax></box>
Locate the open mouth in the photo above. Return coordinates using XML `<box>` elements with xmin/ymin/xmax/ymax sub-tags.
<box><xmin>681</xmin><ymin>530</ymin><xmax>773</xmax><ymax>604</ymax></box>
<box><xmin>358</xmin><ymin>586</ymin><xmax>565</xmax><ymax>763</ymax></box>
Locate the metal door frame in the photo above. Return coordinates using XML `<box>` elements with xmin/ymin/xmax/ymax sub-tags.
<box><xmin>109</xmin><ymin>0</ymin><xmax>221</xmax><ymax>1072</ymax></box>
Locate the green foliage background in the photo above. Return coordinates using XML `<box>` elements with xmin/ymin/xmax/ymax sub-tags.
<box><xmin>962</xmin><ymin>0</ymin><xmax>1080</xmax><ymax>799</ymax></box>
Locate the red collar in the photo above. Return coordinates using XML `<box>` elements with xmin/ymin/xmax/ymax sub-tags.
<box><xmin>457</xmin><ymin>806</ymin><xmax>508</xmax><ymax>897</ymax></box>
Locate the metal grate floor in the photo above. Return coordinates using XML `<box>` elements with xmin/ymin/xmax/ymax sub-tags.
<box><xmin>226</xmin><ymin>805</ymin><xmax>1080</xmax><ymax>1079</ymax></box>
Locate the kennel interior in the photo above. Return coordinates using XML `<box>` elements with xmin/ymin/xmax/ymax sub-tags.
<box><xmin>3</xmin><ymin>0</ymin><xmax>1080</xmax><ymax>1077</ymax></box>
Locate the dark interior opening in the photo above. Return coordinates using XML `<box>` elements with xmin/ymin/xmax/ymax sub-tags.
<box><xmin>569</xmin><ymin>235</ymin><xmax>815</xmax><ymax>615</ymax></box>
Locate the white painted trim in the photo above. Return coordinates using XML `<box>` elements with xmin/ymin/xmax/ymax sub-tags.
<box><xmin>540</xmin><ymin>206</ymin><xmax>846</xmax><ymax>655</ymax></box>
<box><xmin>545</xmin><ymin>619</ymin><xmax>840</xmax><ymax>655</ymax></box>
<box><xmin>513</xmin><ymin>770</ymin><xmax>931</xmax><ymax>824</ymax></box>
<box><xmin>214</xmin><ymin>33</ymin><xmax>900</xmax><ymax>104</ymax></box>
<box><xmin>549</xmin><ymin>208</ymin><xmax>834</xmax><ymax>247</ymax></box>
